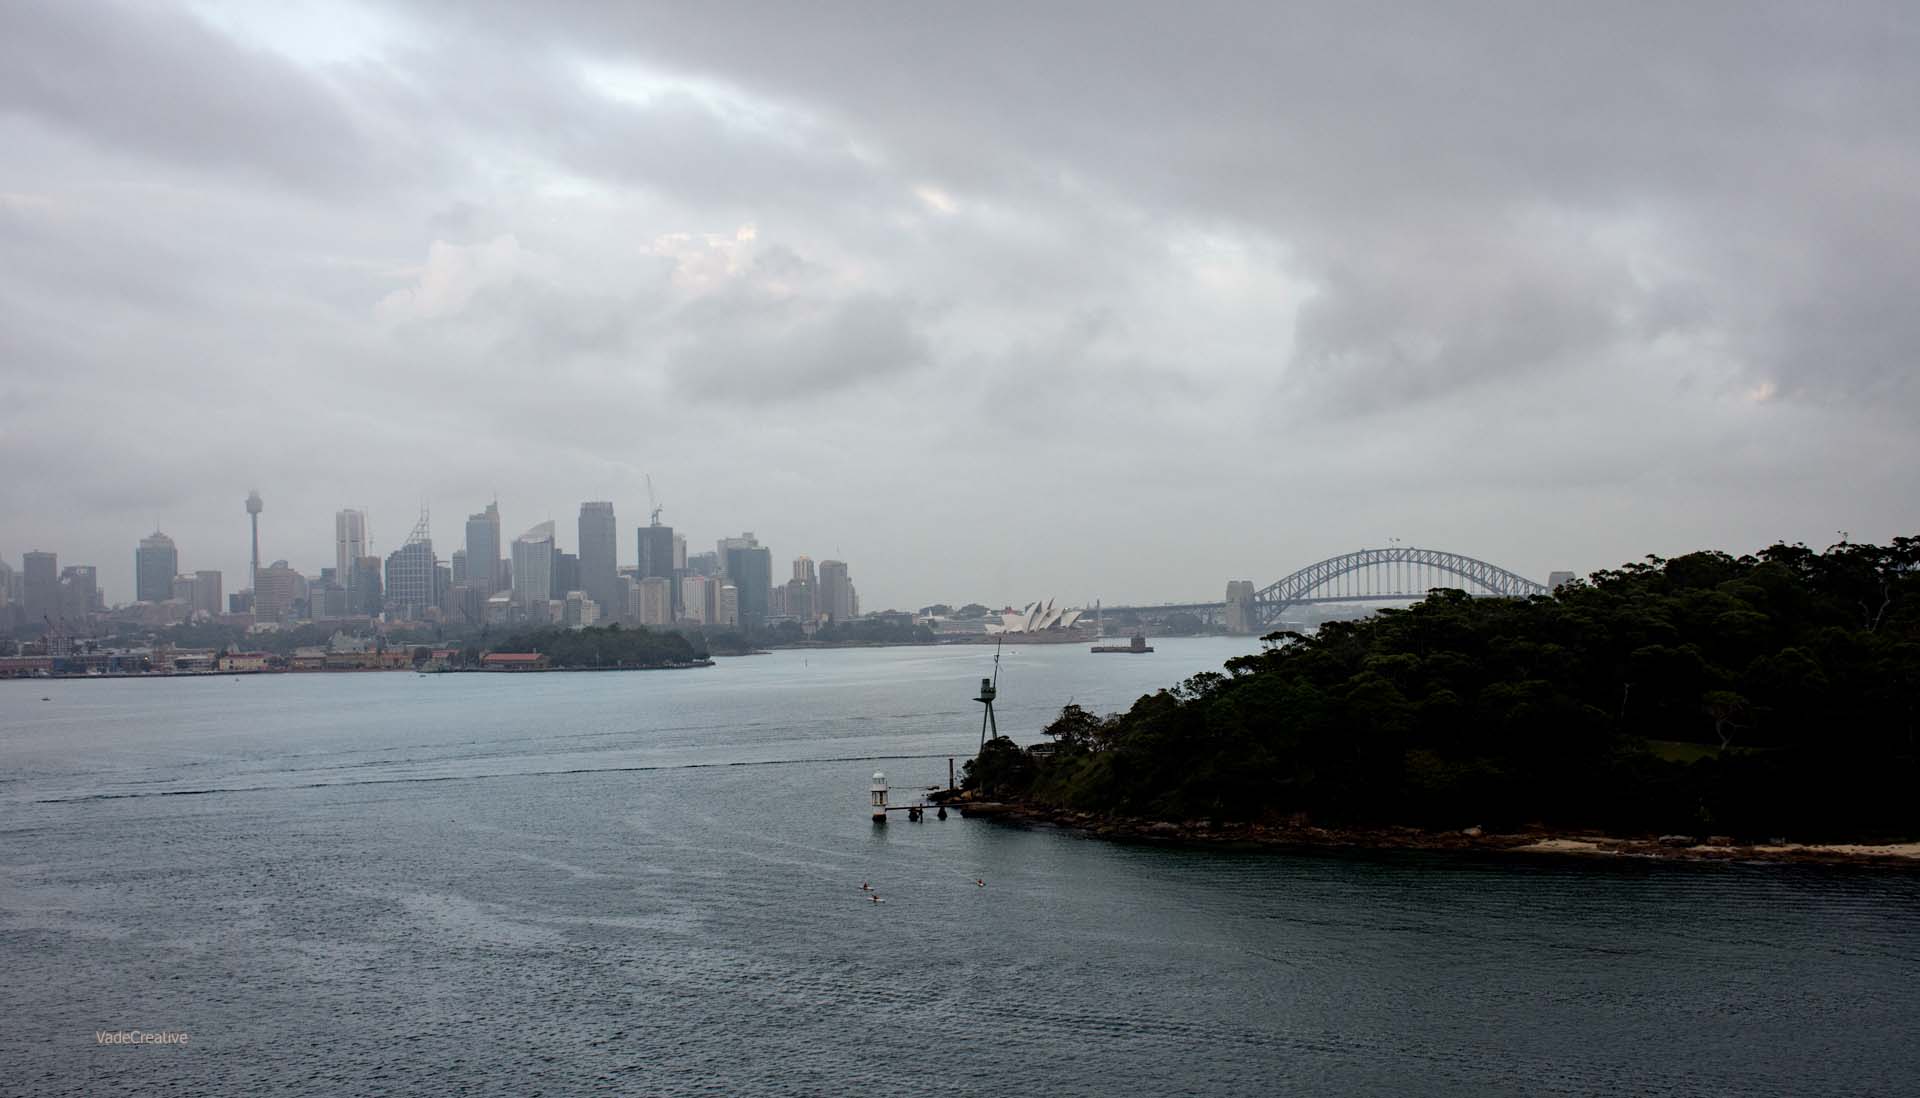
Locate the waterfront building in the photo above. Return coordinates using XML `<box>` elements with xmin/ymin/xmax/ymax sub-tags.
<box><xmin>23</xmin><ymin>551</ymin><xmax>58</xmax><ymax>623</ymax></box>
<box><xmin>512</xmin><ymin>522</ymin><xmax>557</xmax><ymax>610</ymax></box>
<box><xmin>465</xmin><ymin>502</ymin><xmax>502</xmax><ymax>599</ymax></box>
<box><xmin>579</xmin><ymin>502</ymin><xmax>619</xmax><ymax>620</ymax></box>
<box><xmin>335</xmin><ymin>509</ymin><xmax>367</xmax><ymax>580</ymax></box>
<box><xmin>136</xmin><ymin>531</ymin><xmax>178</xmax><ymax>603</ymax></box>
<box><xmin>818</xmin><ymin>560</ymin><xmax>854</xmax><ymax>623</ymax></box>
<box><xmin>717</xmin><ymin>583</ymin><xmax>739</xmax><ymax>628</ymax></box>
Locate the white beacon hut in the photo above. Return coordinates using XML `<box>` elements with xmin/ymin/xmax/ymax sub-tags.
<box><xmin>870</xmin><ymin>771</ymin><xmax>889</xmax><ymax>823</ymax></box>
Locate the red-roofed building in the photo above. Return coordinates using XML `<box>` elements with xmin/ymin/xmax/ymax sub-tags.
<box><xmin>480</xmin><ymin>652</ymin><xmax>549</xmax><ymax>671</ymax></box>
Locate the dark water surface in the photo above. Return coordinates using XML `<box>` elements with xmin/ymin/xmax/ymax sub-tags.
<box><xmin>3</xmin><ymin>639</ymin><xmax>1917</xmax><ymax>1096</ymax></box>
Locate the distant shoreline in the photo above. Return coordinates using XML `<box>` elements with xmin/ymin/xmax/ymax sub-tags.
<box><xmin>961</xmin><ymin>803</ymin><xmax>1920</xmax><ymax>868</ymax></box>
<box><xmin>2</xmin><ymin>659</ymin><xmax>717</xmax><ymax>682</ymax></box>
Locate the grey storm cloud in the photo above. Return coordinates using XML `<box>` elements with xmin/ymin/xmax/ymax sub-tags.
<box><xmin>1</xmin><ymin>0</ymin><xmax>1916</xmax><ymax>608</ymax></box>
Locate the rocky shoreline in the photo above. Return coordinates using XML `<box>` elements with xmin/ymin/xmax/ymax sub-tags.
<box><xmin>957</xmin><ymin>801</ymin><xmax>1920</xmax><ymax>867</ymax></box>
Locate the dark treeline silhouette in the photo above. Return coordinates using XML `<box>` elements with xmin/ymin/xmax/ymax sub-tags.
<box><xmin>491</xmin><ymin>624</ymin><xmax>705</xmax><ymax>667</ymax></box>
<box><xmin>967</xmin><ymin>538</ymin><xmax>1920</xmax><ymax>840</ymax></box>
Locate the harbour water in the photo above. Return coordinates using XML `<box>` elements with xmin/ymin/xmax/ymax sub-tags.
<box><xmin>3</xmin><ymin>639</ymin><xmax>1917</xmax><ymax>1096</ymax></box>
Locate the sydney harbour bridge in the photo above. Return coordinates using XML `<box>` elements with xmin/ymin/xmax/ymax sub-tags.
<box><xmin>1100</xmin><ymin>546</ymin><xmax>1553</xmax><ymax>633</ymax></box>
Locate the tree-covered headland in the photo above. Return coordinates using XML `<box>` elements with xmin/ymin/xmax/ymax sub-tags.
<box><xmin>489</xmin><ymin>624</ymin><xmax>707</xmax><ymax>668</ymax></box>
<box><xmin>966</xmin><ymin>539</ymin><xmax>1920</xmax><ymax>840</ymax></box>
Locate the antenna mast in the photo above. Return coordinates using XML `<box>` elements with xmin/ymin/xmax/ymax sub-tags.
<box><xmin>975</xmin><ymin>636</ymin><xmax>1002</xmax><ymax>747</ymax></box>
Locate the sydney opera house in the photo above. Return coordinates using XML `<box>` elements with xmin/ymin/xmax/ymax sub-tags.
<box><xmin>985</xmin><ymin>599</ymin><xmax>1087</xmax><ymax>638</ymax></box>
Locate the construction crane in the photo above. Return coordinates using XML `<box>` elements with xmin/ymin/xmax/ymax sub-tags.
<box><xmin>646</xmin><ymin>474</ymin><xmax>664</xmax><ymax>527</ymax></box>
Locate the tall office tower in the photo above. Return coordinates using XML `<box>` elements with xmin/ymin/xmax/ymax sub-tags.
<box><xmin>716</xmin><ymin>532</ymin><xmax>758</xmax><ymax>571</ymax></box>
<box><xmin>384</xmin><ymin>510</ymin><xmax>437</xmax><ymax>619</ymax></box>
<box><xmin>0</xmin><ymin>559</ymin><xmax>12</xmax><ymax>613</ymax></box>
<box><xmin>769</xmin><ymin>583</ymin><xmax>788</xmax><ymax>619</ymax></box>
<box><xmin>792</xmin><ymin>555</ymin><xmax>816</xmax><ymax>586</ymax></box>
<box><xmin>785</xmin><ymin>577</ymin><xmax>815</xmax><ymax>625</ymax></box>
<box><xmin>512</xmin><ymin>522</ymin><xmax>557</xmax><ymax>609</ymax></box>
<box><xmin>562</xmin><ymin>590</ymin><xmax>599</xmax><ymax>628</ymax></box>
<box><xmin>23</xmin><ymin>551</ymin><xmax>58</xmax><ymax>623</ymax></box>
<box><xmin>171</xmin><ymin>574</ymin><xmax>198</xmax><ymax>606</ymax></box>
<box><xmin>550</xmin><ymin>551</ymin><xmax>579</xmax><ymax>601</ymax></box>
<box><xmin>348</xmin><ymin>557</ymin><xmax>382</xmax><ymax>617</ymax></box>
<box><xmin>450</xmin><ymin>549</ymin><xmax>468</xmax><ymax>587</ymax></box>
<box><xmin>637</xmin><ymin>522</ymin><xmax>676</xmax><ymax>616</ymax></box>
<box><xmin>135</xmin><ymin>531</ymin><xmax>178</xmax><ymax>603</ymax></box>
<box><xmin>245</xmin><ymin>490</ymin><xmax>263</xmax><ymax>588</ymax></box>
<box><xmin>818</xmin><ymin>560</ymin><xmax>854</xmax><ymax>623</ymax></box>
<box><xmin>636</xmin><ymin>523</ymin><xmax>675</xmax><ymax>578</ymax></box>
<box><xmin>253</xmin><ymin>561</ymin><xmax>301</xmax><ymax>624</ymax></box>
<box><xmin>637</xmin><ymin>576</ymin><xmax>672</xmax><ymax>625</ymax></box>
<box><xmin>721</xmin><ymin>538</ymin><xmax>772</xmax><ymax>630</ymax></box>
<box><xmin>678</xmin><ymin>574</ymin><xmax>709</xmax><ymax>625</ymax></box>
<box><xmin>335</xmin><ymin>509</ymin><xmax>368</xmax><ymax>579</ymax></box>
<box><xmin>578</xmin><ymin>502</ymin><xmax>619</xmax><ymax>619</ymax></box>
<box><xmin>194</xmin><ymin>570</ymin><xmax>224</xmax><ymax>616</ymax></box>
<box><xmin>716</xmin><ymin>583</ymin><xmax>739</xmax><ymax>627</ymax></box>
<box><xmin>58</xmin><ymin>565</ymin><xmax>100</xmax><ymax>620</ymax></box>
<box><xmin>671</xmin><ymin>533</ymin><xmax>686</xmax><ymax>571</ymax></box>
<box><xmin>686</xmin><ymin>551</ymin><xmax>719</xmax><ymax>578</ymax></box>
<box><xmin>465</xmin><ymin>502</ymin><xmax>502</xmax><ymax>599</ymax></box>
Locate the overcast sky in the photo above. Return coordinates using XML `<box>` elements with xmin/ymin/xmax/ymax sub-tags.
<box><xmin>3</xmin><ymin>1</ymin><xmax>1917</xmax><ymax>609</ymax></box>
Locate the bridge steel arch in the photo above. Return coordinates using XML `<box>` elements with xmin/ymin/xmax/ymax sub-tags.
<box><xmin>1251</xmin><ymin>547</ymin><xmax>1547</xmax><ymax>628</ymax></box>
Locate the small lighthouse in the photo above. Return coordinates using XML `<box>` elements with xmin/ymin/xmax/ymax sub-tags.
<box><xmin>870</xmin><ymin>771</ymin><xmax>889</xmax><ymax>823</ymax></box>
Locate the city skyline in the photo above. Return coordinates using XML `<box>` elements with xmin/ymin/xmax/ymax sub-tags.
<box><xmin>4</xmin><ymin>4</ymin><xmax>1918</xmax><ymax>618</ymax></box>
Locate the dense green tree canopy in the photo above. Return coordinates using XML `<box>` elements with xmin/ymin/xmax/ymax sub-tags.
<box><xmin>976</xmin><ymin>539</ymin><xmax>1920</xmax><ymax>840</ymax></box>
<box><xmin>491</xmin><ymin>624</ymin><xmax>704</xmax><ymax>667</ymax></box>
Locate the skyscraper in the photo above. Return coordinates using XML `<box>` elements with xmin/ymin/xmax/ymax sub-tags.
<box><xmin>637</xmin><ymin>522</ymin><xmax>677</xmax><ymax>615</ymax></box>
<box><xmin>136</xmin><ymin>531</ymin><xmax>178</xmax><ymax>603</ymax></box>
<box><xmin>347</xmin><ymin>557</ymin><xmax>381</xmax><ymax>617</ymax></box>
<box><xmin>465</xmin><ymin>502</ymin><xmax>502</xmax><ymax>600</ymax></box>
<box><xmin>637</xmin><ymin>576</ymin><xmax>672</xmax><ymax>625</ymax></box>
<box><xmin>335</xmin><ymin>509</ymin><xmax>368</xmax><ymax>579</ymax></box>
<box><xmin>722</xmin><ymin>541</ymin><xmax>773</xmax><ymax>630</ymax></box>
<box><xmin>385</xmin><ymin>510</ymin><xmax>437</xmax><ymax>619</ymax></box>
<box><xmin>637</xmin><ymin>524</ymin><xmax>675</xmax><ymax>579</ymax></box>
<box><xmin>551</xmin><ymin>551</ymin><xmax>579</xmax><ymax>600</ymax></box>
<box><xmin>58</xmin><ymin>565</ymin><xmax>100</xmax><ymax>620</ymax></box>
<box><xmin>819</xmin><ymin>560</ymin><xmax>854</xmax><ymax>623</ymax></box>
<box><xmin>23</xmin><ymin>551</ymin><xmax>57</xmax><ymax>624</ymax></box>
<box><xmin>512</xmin><ymin>522</ymin><xmax>556</xmax><ymax>610</ymax></box>
<box><xmin>194</xmin><ymin>570</ymin><xmax>224</xmax><ymax>616</ymax></box>
<box><xmin>679</xmin><ymin>574</ymin><xmax>709</xmax><ymax>624</ymax></box>
<box><xmin>253</xmin><ymin>561</ymin><xmax>300</xmax><ymax>624</ymax></box>
<box><xmin>578</xmin><ymin>502</ymin><xmax>619</xmax><ymax>619</ymax></box>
